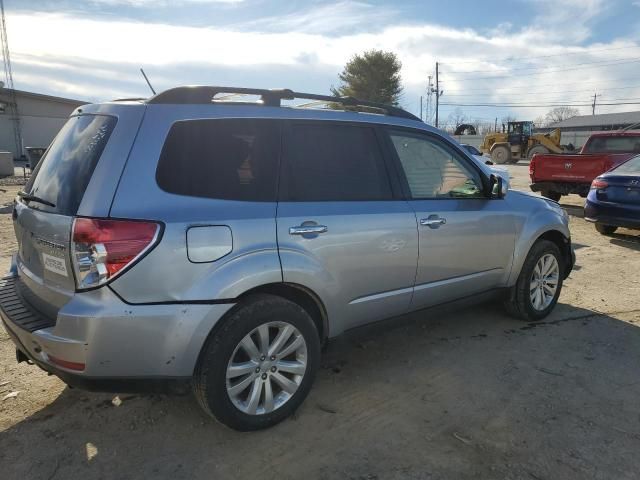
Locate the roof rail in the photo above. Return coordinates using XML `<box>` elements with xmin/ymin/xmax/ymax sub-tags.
<box><xmin>147</xmin><ymin>85</ymin><xmax>421</xmax><ymax>121</ymax></box>
<box><xmin>621</xmin><ymin>122</ymin><xmax>640</xmax><ymax>132</ymax></box>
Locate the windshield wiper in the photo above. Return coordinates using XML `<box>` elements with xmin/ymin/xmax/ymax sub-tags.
<box><xmin>17</xmin><ymin>191</ymin><xmax>56</xmax><ymax>208</ymax></box>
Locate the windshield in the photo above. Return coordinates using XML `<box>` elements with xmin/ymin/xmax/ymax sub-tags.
<box><xmin>584</xmin><ymin>136</ymin><xmax>640</xmax><ymax>154</ymax></box>
<box><xmin>25</xmin><ymin>114</ymin><xmax>117</xmax><ymax>216</ymax></box>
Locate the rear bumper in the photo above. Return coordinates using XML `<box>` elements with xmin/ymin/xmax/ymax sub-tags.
<box><xmin>530</xmin><ymin>182</ymin><xmax>590</xmax><ymax>196</ymax></box>
<box><xmin>1</xmin><ymin>269</ymin><xmax>235</xmax><ymax>391</ymax></box>
<box><xmin>584</xmin><ymin>200</ymin><xmax>640</xmax><ymax>230</ymax></box>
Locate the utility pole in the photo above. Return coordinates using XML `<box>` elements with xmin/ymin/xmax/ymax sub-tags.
<box><xmin>591</xmin><ymin>92</ymin><xmax>601</xmax><ymax>115</ymax></box>
<box><xmin>420</xmin><ymin>95</ymin><xmax>423</xmax><ymax>121</ymax></box>
<box><xmin>435</xmin><ymin>62</ymin><xmax>439</xmax><ymax>128</ymax></box>
<box><xmin>495</xmin><ymin>117</ymin><xmax>498</xmax><ymax>132</ymax></box>
<box><xmin>425</xmin><ymin>75</ymin><xmax>433</xmax><ymax>124</ymax></box>
<box><xmin>0</xmin><ymin>0</ymin><xmax>22</xmax><ymax>159</ymax></box>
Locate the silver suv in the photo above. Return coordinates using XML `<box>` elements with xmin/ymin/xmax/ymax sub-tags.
<box><xmin>1</xmin><ymin>86</ymin><xmax>574</xmax><ymax>430</ymax></box>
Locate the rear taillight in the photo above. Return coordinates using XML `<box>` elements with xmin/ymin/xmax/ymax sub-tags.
<box><xmin>529</xmin><ymin>159</ymin><xmax>535</xmax><ymax>177</ymax></box>
<box><xmin>590</xmin><ymin>178</ymin><xmax>608</xmax><ymax>190</ymax></box>
<box><xmin>71</xmin><ymin>218</ymin><xmax>160</xmax><ymax>290</ymax></box>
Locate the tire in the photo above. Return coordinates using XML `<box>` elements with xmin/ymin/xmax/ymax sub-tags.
<box><xmin>504</xmin><ymin>240</ymin><xmax>564</xmax><ymax>322</ymax></box>
<box><xmin>490</xmin><ymin>145</ymin><xmax>511</xmax><ymax>164</ymax></box>
<box><xmin>193</xmin><ymin>294</ymin><xmax>321</xmax><ymax>431</ymax></box>
<box><xmin>595</xmin><ymin>223</ymin><xmax>617</xmax><ymax>235</ymax></box>
<box><xmin>541</xmin><ymin>190</ymin><xmax>562</xmax><ymax>202</ymax></box>
<box><xmin>527</xmin><ymin>145</ymin><xmax>550</xmax><ymax>160</ymax></box>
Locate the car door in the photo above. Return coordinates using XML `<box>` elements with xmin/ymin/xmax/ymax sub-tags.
<box><xmin>276</xmin><ymin>121</ymin><xmax>418</xmax><ymax>336</ymax></box>
<box><xmin>385</xmin><ymin>128</ymin><xmax>516</xmax><ymax>311</ymax></box>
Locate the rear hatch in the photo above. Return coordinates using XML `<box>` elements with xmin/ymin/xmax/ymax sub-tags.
<box><xmin>12</xmin><ymin>114</ymin><xmax>118</xmax><ymax>318</ymax></box>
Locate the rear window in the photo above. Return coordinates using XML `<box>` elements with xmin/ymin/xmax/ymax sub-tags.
<box><xmin>613</xmin><ymin>155</ymin><xmax>640</xmax><ymax>174</ymax></box>
<box><xmin>156</xmin><ymin>119</ymin><xmax>280</xmax><ymax>202</ymax></box>
<box><xmin>280</xmin><ymin>123</ymin><xmax>392</xmax><ymax>201</ymax></box>
<box><xmin>25</xmin><ymin>114</ymin><xmax>117</xmax><ymax>215</ymax></box>
<box><xmin>584</xmin><ymin>136</ymin><xmax>640</xmax><ymax>154</ymax></box>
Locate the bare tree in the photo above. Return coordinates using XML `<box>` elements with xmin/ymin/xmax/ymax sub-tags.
<box><xmin>446</xmin><ymin>108</ymin><xmax>468</xmax><ymax>133</ymax></box>
<box><xmin>534</xmin><ymin>116</ymin><xmax>548</xmax><ymax>128</ymax></box>
<box><xmin>544</xmin><ymin>106</ymin><xmax>580</xmax><ymax>125</ymax></box>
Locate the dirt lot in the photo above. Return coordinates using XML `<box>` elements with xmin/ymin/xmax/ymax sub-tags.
<box><xmin>1</xmin><ymin>164</ymin><xmax>639</xmax><ymax>480</ymax></box>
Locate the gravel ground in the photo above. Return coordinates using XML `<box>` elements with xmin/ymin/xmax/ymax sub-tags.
<box><xmin>0</xmin><ymin>162</ymin><xmax>639</xmax><ymax>480</ymax></box>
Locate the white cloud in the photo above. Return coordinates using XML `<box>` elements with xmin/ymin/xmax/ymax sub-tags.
<box><xmin>233</xmin><ymin>1</ymin><xmax>399</xmax><ymax>34</ymax></box>
<box><xmin>5</xmin><ymin>3</ymin><xmax>640</xmax><ymax>120</ymax></box>
<box><xmin>87</xmin><ymin>0</ymin><xmax>243</xmax><ymax>5</ymax></box>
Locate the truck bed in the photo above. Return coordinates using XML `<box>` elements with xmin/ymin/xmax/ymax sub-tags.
<box><xmin>530</xmin><ymin>152</ymin><xmax>635</xmax><ymax>184</ymax></box>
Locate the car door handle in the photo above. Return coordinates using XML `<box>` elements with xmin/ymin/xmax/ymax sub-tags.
<box><xmin>420</xmin><ymin>216</ymin><xmax>447</xmax><ymax>228</ymax></box>
<box><xmin>289</xmin><ymin>225</ymin><xmax>328</xmax><ymax>235</ymax></box>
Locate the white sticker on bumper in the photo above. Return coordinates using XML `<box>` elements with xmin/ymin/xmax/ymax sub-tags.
<box><xmin>42</xmin><ymin>253</ymin><xmax>68</xmax><ymax>277</ymax></box>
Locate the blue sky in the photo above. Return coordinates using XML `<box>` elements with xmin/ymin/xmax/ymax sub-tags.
<box><xmin>5</xmin><ymin>0</ymin><xmax>640</xmax><ymax>126</ymax></box>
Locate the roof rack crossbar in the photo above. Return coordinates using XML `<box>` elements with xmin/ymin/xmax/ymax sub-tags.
<box><xmin>147</xmin><ymin>86</ymin><xmax>421</xmax><ymax>121</ymax></box>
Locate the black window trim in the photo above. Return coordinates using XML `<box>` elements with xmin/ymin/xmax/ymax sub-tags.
<box><xmin>278</xmin><ymin>119</ymin><xmax>402</xmax><ymax>203</ymax></box>
<box><xmin>381</xmin><ymin>126</ymin><xmax>492</xmax><ymax>201</ymax></box>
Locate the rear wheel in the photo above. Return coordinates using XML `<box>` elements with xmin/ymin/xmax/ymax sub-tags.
<box><xmin>595</xmin><ymin>223</ymin><xmax>617</xmax><ymax>235</ymax></box>
<box><xmin>541</xmin><ymin>190</ymin><xmax>562</xmax><ymax>202</ymax></box>
<box><xmin>504</xmin><ymin>240</ymin><xmax>564</xmax><ymax>322</ymax></box>
<box><xmin>527</xmin><ymin>145</ymin><xmax>550</xmax><ymax>160</ymax></box>
<box><xmin>193</xmin><ymin>294</ymin><xmax>320</xmax><ymax>431</ymax></box>
<box><xmin>490</xmin><ymin>145</ymin><xmax>512</xmax><ymax>164</ymax></box>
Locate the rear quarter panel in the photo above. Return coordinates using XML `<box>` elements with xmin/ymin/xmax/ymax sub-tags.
<box><xmin>108</xmin><ymin>105</ymin><xmax>283</xmax><ymax>303</ymax></box>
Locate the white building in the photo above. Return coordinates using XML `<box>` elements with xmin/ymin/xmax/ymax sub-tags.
<box><xmin>0</xmin><ymin>88</ymin><xmax>85</xmax><ymax>159</ymax></box>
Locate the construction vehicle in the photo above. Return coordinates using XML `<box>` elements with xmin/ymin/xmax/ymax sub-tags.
<box><xmin>479</xmin><ymin>121</ymin><xmax>565</xmax><ymax>164</ymax></box>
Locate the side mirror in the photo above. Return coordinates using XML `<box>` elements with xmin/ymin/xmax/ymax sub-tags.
<box><xmin>490</xmin><ymin>174</ymin><xmax>508</xmax><ymax>199</ymax></box>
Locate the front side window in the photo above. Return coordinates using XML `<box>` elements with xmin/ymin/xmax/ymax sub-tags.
<box><xmin>389</xmin><ymin>131</ymin><xmax>484</xmax><ymax>199</ymax></box>
<box><xmin>156</xmin><ymin>119</ymin><xmax>280</xmax><ymax>201</ymax></box>
<box><xmin>281</xmin><ymin>123</ymin><xmax>392</xmax><ymax>201</ymax></box>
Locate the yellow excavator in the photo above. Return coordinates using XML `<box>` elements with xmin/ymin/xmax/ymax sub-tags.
<box><xmin>479</xmin><ymin>121</ymin><xmax>565</xmax><ymax>164</ymax></box>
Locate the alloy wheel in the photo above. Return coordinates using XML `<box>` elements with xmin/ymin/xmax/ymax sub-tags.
<box><xmin>529</xmin><ymin>253</ymin><xmax>559</xmax><ymax>311</ymax></box>
<box><xmin>226</xmin><ymin>321</ymin><xmax>307</xmax><ymax>415</ymax></box>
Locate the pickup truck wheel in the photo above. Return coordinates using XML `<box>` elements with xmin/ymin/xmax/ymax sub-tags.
<box><xmin>193</xmin><ymin>294</ymin><xmax>320</xmax><ymax>431</ymax></box>
<box><xmin>595</xmin><ymin>223</ymin><xmax>617</xmax><ymax>235</ymax></box>
<box><xmin>541</xmin><ymin>190</ymin><xmax>562</xmax><ymax>202</ymax></box>
<box><xmin>490</xmin><ymin>145</ymin><xmax>511</xmax><ymax>164</ymax></box>
<box><xmin>504</xmin><ymin>240</ymin><xmax>564</xmax><ymax>322</ymax></box>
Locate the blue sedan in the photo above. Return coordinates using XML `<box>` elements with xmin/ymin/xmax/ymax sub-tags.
<box><xmin>585</xmin><ymin>154</ymin><xmax>640</xmax><ymax>234</ymax></box>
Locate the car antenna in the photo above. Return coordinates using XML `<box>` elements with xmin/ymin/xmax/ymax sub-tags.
<box><xmin>140</xmin><ymin>68</ymin><xmax>156</xmax><ymax>95</ymax></box>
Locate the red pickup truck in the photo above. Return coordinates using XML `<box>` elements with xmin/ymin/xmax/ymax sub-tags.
<box><xmin>529</xmin><ymin>132</ymin><xmax>640</xmax><ymax>201</ymax></box>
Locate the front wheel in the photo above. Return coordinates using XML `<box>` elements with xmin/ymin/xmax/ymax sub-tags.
<box><xmin>504</xmin><ymin>240</ymin><xmax>564</xmax><ymax>322</ymax></box>
<box><xmin>595</xmin><ymin>223</ymin><xmax>617</xmax><ymax>235</ymax></box>
<box><xmin>193</xmin><ymin>294</ymin><xmax>320</xmax><ymax>431</ymax></box>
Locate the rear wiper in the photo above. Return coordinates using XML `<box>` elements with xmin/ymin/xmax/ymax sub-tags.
<box><xmin>17</xmin><ymin>191</ymin><xmax>56</xmax><ymax>208</ymax></box>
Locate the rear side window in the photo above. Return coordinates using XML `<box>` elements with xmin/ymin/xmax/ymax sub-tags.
<box><xmin>584</xmin><ymin>136</ymin><xmax>640</xmax><ymax>153</ymax></box>
<box><xmin>281</xmin><ymin>123</ymin><xmax>392</xmax><ymax>201</ymax></box>
<box><xmin>156</xmin><ymin>119</ymin><xmax>280</xmax><ymax>202</ymax></box>
<box><xmin>26</xmin><ymin>114</ymin><xmax>117</xmax><ymax>215</ymax></box>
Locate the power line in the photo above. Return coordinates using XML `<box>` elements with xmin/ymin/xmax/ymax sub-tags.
<box><xmin>440</xmin><ymin>101</ymin><xmax>640</xmax><ymax>108</ymax></box>
<box><xmin>442</xmin><ymin>44</ymin><xmax>640</xmax><ymax>65</ymax></box>
<box><xmin>445</xmin><ymin>84</ymin><xmax>640</xmax><ymax>97</ymax></box>
<box><xmin>444</xmin><ymin>56</ymin><xmax>640</xmax><ymax>75</ymax></box>
<box><xmin>442</xmin><ymin>58</ymin><xmax>640</xmax><ymax>80</ymax></box>
<box><xmin>440</xmin><ymin>76</ymin><xmax>640</xmax><ymax>92</ymax></box>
